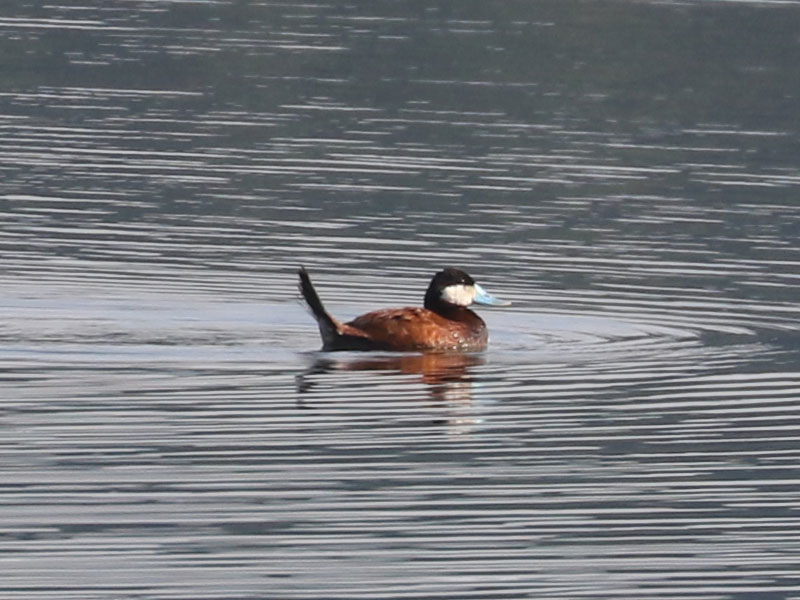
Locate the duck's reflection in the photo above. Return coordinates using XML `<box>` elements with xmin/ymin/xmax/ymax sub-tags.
<box><xmin>296</xmin><ymin>352</ymin><xmax>485</xmax><ymax>433</ymax></box>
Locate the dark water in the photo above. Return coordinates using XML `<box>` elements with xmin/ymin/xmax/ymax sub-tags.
<box><xmin>2</xmin><ymin>1</ymin><xmax>800</xmax><ymax>598</ymax></box>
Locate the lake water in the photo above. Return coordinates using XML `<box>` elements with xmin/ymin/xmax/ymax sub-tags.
<box><xmin>2</xmin><ymin>1</ymin><xmax>800</xmax><ymax>598</ymax></box>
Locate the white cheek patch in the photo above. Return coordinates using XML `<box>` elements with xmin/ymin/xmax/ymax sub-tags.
<box><xmin>440</xmin><ymin>284</ymin><xmax>475</xmax><ymax>306</ymax></box>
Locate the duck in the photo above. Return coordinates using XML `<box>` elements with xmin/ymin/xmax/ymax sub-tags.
<box><xmin>298</xmin><ymin>266</ymin><xmax>509</xmax><ymax>352</ymax></box>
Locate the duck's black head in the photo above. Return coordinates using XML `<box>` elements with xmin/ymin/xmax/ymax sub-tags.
<box><xmin>424</xmin><ymin>267</ymin><xmax>508</xmax><ymax>311</ymax></box>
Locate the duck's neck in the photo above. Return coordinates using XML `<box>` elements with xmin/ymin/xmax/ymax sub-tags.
<box><xmin>425</xmin><ymin>297</ymin><xmax>482</xmax><ymax>324</ymax></box>
<box><xmin>423</xmin><ymin>287</ymin><xmax>441</xmax><ymax>311</ymax></box>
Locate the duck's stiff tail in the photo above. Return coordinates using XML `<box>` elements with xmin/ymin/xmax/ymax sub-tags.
<box><xmin>298</xmin><ymin>267</ymin><xmax>340</xmax><ymax>347</ymax></box>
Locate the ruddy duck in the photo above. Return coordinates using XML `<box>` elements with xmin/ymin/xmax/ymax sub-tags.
<box><xmin>298</xmin><ymin>266</ymin><xmax>509</xmax><ymax>352</ymax></box>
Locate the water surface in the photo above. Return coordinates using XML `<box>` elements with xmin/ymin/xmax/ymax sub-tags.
<box><xmin>2</xmin><ymin>1</ymin><xmax>800</xmax><ymax>598</ymax></box>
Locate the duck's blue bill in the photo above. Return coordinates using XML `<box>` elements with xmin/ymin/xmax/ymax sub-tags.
<box><xmin>473</xmin><ymin>283</ymin><xmax>511</xmax><ymax>306</ymax></box>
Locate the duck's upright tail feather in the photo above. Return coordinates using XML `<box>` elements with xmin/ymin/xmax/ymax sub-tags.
<box><xmin>298</xmin><ymin>267</ymin><xmax>340</xmax><ymax>348</ymax></box>
<box><xmin>299</xmin><ymin>267</ymin><xmax>378</xmax><ymax>350</ymax></box>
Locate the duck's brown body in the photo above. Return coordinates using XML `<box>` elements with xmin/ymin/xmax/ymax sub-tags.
<box><xmin>298</xmin><ymin>267</ymin><xmax>502</xmax><ymax>353</ymax></box>
<box><xmin>336</xmin><ymin>306</ymin><xmax>487</xmax><ymax>352</ymax></box>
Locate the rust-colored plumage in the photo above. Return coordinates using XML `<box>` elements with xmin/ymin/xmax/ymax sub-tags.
<box><xmin>298</xmin><ymin>267</ymin><xmax>506</xmax><ymax>352</ymax></box>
